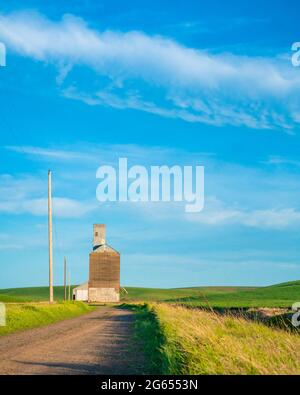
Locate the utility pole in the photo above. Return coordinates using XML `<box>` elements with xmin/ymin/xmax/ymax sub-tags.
<box><xmin>48</xmin><ymin>170</ymin><xmax>54</xmax><ymax>303</ymax></box>
<box><xmin>64</xmin><ymin>257</ymin><xmax>67</xmax><ymax>301</ymax></box>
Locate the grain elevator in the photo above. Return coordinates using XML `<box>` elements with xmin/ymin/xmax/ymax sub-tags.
<box><xmin>88</xmin><ymin>224</ymin><xmax>120</xmax><ymax>302</ymax></box>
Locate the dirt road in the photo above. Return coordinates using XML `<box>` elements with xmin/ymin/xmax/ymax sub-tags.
<box><xmin>0</xmin><ymin>307</ymin><xmax>145</xmax><ymax>375</ymax></box>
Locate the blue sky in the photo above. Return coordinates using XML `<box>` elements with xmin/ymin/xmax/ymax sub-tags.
<box><xmin>0</xmin><ymin>0</ymin><xmax>300</xmax><ymax>288</ymax></box>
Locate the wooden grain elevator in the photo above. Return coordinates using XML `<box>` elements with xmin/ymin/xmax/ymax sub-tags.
<box><xmin>88</xmin><ymin>224</ymin><xmax>120</xmax><ymax>302</ymax></box>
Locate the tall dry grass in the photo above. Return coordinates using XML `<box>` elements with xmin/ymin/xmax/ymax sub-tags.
<box><xmin>141</xmin><ymin>303</ymin><xmax>300</xmax><ymax>375</ymax></box>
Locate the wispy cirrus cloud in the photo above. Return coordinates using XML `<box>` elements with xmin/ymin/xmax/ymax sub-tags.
<box><xmin>3</xmin><ymin>144</ymin><xmax>300</xmax><ymax>229</ymax></box>
<box><xmin>0</xmin><ymin>197</ymin><xmax>96</xmax><ymax>217</ymax></box>
<box><xmin>4</xmin><ymin>145</ymin><xmax>91</xmax><ymax>161</ymax></box>
<box><xmin>0</xmin><ymin>173</ymin><xmax>97</xmax><ymax>218</ymax></box>
<box><xmin>263</xmin><ymin>155</ymin><xmax>300</xmax><ymax>167</ymax></box>
<box><xmin>0</xmin><ymin>10</ymin><xmax>299</xmax><ymax>130</ymax></box>
<box><xmin>5</xmin><ymin>143</ymin><xmax>180</xmax><ymax>164</ymax></box>
<box><xmin>189</xmin><ymin>197</ymin><xmax>300</xmax><ymax>229</ymax></box>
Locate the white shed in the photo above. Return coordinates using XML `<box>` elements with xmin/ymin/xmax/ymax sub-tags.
<box><xmin>73</xmin><ymin>282</ymin><xmax>88</xmax><ymax>301</ymax></box>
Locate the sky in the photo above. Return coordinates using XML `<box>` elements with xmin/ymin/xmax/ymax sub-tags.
<box><xmin>0</xmin><ymin>0</ymin><xmax>300</xmax><ymax>288</ymax></box>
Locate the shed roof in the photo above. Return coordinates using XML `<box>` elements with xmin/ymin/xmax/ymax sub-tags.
<box><xmin>73</xmin><ymin>282</ymin><xmax>88</xmax><ymax>291</ymax></box>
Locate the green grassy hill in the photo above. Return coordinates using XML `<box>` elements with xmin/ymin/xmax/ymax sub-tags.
<box><xmin>1</xmin><ymin>281</ymin><xmax>299</xmax><ymax>308</ymax></box>
<box><xmin>123</xmin><ymin>282</ymin><xmax>300</xmax><ymax>308</ymax></box>
<box><xmin>179</xmin><ymin>284</ymin><xmax>299</xmax><ymax>308</ymax></box>
<box><xmin>122</xmin><ymin>286</ymin><xmax>256</xmax><ymax>302</ymax></box>
<box><xmin>0</xmin><ymin>285</ymin><xmax>78</xmax><ymax>303</ymax></box>
<box><xmin>0</xmin><ymin>285</ymin><xmax>249</xmax><ymax>303</ymax></box>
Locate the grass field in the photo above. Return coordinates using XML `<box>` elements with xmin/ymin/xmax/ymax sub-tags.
<box><xmin>130</xmin><ymin>303</ymin><xmax>300</xmax><ymax>375</ymax></box>
<box><xmin>0</xmin><ymin>302</ymin><xmax>95</xmax><ymax>336</ymax></box>
<box><xmin>0</xmin><ymin>285</ymin><xmax>252</xmax><ymax>303</ymax></box>
<box><xmin>0</xmin><ymin>285</ymin><xmax>78</xmax><ymax>302</ymax></box>
<box><xmin>123</xmin><ymin>281</ymin><xmax>300</xmax><ymax>308</ymax></box>
<box><xmin>1</xmin><ymin>280</ymin><xmax>299</xmax><ymax>308</ymax></box>
<box><xmin>122</xmin><ymin>286</ymin><xmax>256</xmax><ymax>302</ymax></box>
<box><xmin>170</xmin><ymin>282</ymin><xmax>300</xmax><ymax>308</ymax></box>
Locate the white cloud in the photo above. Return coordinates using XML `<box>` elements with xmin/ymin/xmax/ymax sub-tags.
<box><xmin>0</xmin><ymin>174</ymin><xmax>45</xmax><ymax>200</ymax></box>
<box><xmin>3</xmin><ymin>144</ymin><xmax>300</xmax><ymax>228</ymax></box>
<box><xmin>263</xmin><ymin>156</ymin><xmax>300</xmax><ymax>167</ymax></box>
<box><xmin>0</xmin><ymin>173</ymin><xmax>97</xmax><ymax>218</ymax></box>
<box><xmin>5</xmin><ymin>143</ymin><xmax>208</xmax><ymax>165</ymax></box>
<box><xmin>190</xmin><ymin>197</ymin><xmax>300</xmax><ymax>229</ymax></box>
<box><xmin>5</xmin><ymin>145</ymin><xmax>91</xmax><ymax>161</ymax></box>
<box><xmin>0</xmin><ymin>243</ymin><xmax>23</xmax><ymax>251</ymax></box>
<box><xmin>239</xmin><ymin>208</ymin><xmax>300</xmax><ymax>228</ymax></box>
<box><xmin>0</xmin><ymin>11</ymin><xmax>300</xmax><ymax>129</ymax></box>
<box><xmin>0</xmin><ymin>197</ymin><xmax>96</xmax><ymax>217</ymax></box>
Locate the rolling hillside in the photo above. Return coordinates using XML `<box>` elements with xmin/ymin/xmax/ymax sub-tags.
<box><xmin>0</xmin><ymin>281</ymin><xmax>299</xmax><ymax>308</ymax></box>
<box><xmin>122</xmin><ymin>286</ymin><xmax>256</xmax><ymax>302</ymax></box>
<box><xmin>0</xmin><ymin>286</ymin><xmax>77</xmax><ymax>303</ymax></box>
<box><xmin>123</xmin><ymin>282</ymin><xmax>300</xmax><ymax>308</ymax></box>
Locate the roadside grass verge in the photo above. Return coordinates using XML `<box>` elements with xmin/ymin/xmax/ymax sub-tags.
<box><xmin>120</xmin><ymin>303</ymin><xmax>181</xmax><ymax>374</ymax></box>
<box><xmin>130</xmin><ymin>303</ymin><xmax>300</xmax><ymax>375</ymax></box>
<box><xmin>0</xmin><ymin>302</ymin><xmax>95</xmax><ymax>336</ymax></box>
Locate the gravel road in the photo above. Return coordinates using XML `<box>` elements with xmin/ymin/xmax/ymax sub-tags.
<box><xmin>0</xmin><ymin>307</ymin><xmax>145</xmax><ymax>375</ymax></box>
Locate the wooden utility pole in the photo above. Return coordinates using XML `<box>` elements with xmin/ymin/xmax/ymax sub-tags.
<box><xmin>64</xmin><ymin>257</ymin><xmax>67</xmax><ymax>301</ymax></box>
<box><xmin>48</xmin><ymin>170</ymin><xmax>54</xmax><ymax>303</ymax></box>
